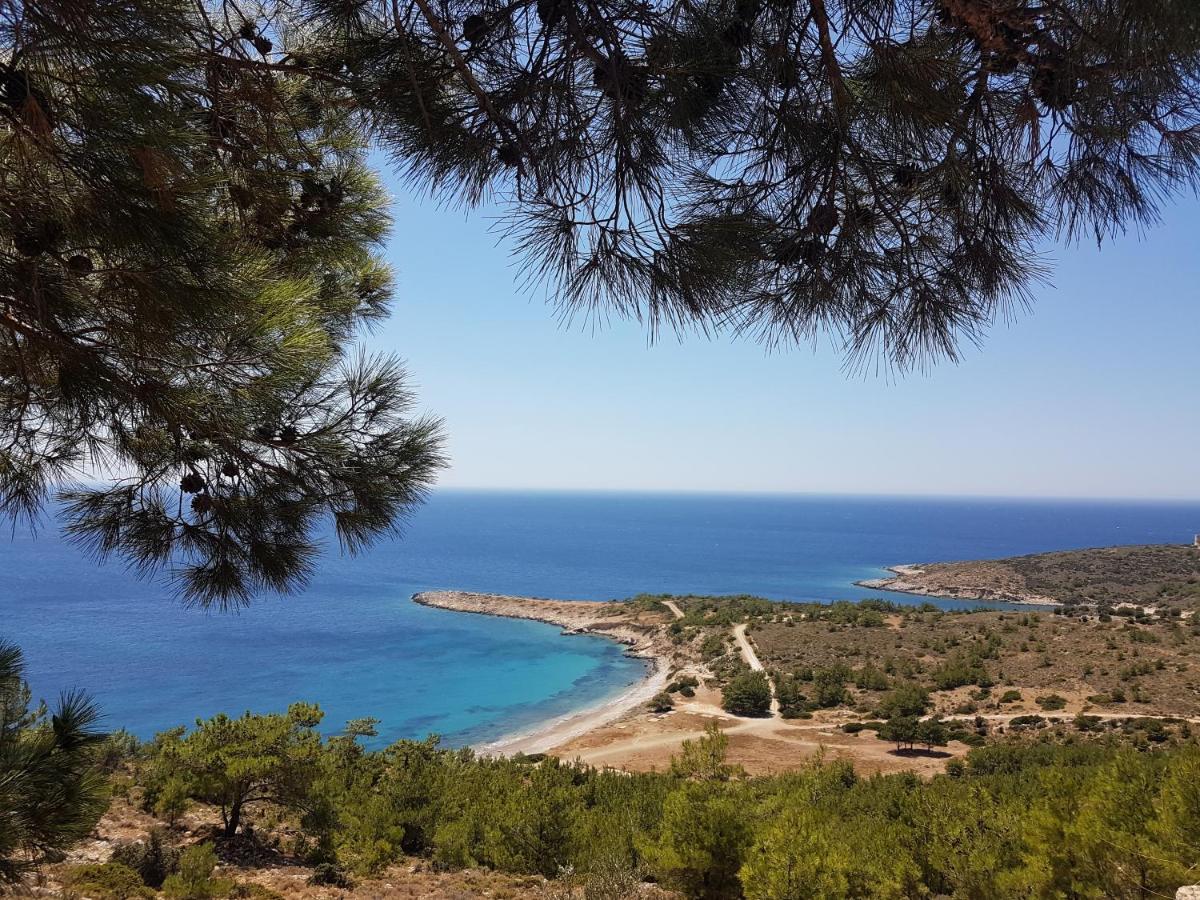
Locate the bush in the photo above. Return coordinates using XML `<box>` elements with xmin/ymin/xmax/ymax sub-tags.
<box><xmin>1036</xmin><ymin>694</ymin><xmax>1067</xmax><ymax>711</ymax></box>
<box><xmin>228</xmin><ymin>885</ymin><xmax>285</xmax><ymax>900</ymax></box>
<box><xmin>111</xmin><ymin>828</ymin><xmax>180</xmax><ymax>889</ymax></box>
<box><xmin>998</xmin><ymin>690</ymin><xmax>1023</xmax><ymax>704</ymax></box>
<box><xmin>877</xmin><ymin>683</ymin><xmax>930</xmax><ymax>719</ymax></box>
<box><xmin>699</xmin><ymin>633</ymin><xmax>726</xmax><ymax>660</ymax></box>
<box><xmin>667</xmin><ymin>675</ymin><xmax>699</xmax><ymax>694</ymax></box>
<box><xmin>1009</xmin><ymin>715</ymin><xmax>1046</xmax><ymax>730</ymax></box>
<box><xmin>162</xmin><ymin>844</ymin><xmax>233</xmax><ymax>900</ymax></box>
<box><xmin>722</xmin><ymin>671</ymin><xmax>772</xmax><ymax>717</ymax></box>
<box><xmin>153</xmin><ymin>777</ymin><xmax>191</xmax><ymax>825</ymax></box>
<box><xmin>811</xmin><ymin>666</ymin><xmax>851</xmax><ymax>707</ymax></box>
<box><xmin>308</xmin><ymin>862</ymin><xmax>351</xmax><ymax>888</ymax></box>
<box><xmin>64</xmin><ymin>863</ymin><xmax>155</xmax><ymax>899</ymax></box>
<box><xmin>649</xmin><ymin>692</ymin><xmax>675</xmax><ymax>713</ymax></box>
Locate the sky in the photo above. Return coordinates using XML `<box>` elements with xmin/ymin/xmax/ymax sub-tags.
<box><xmin>365</xmin><ymin>171</ymin><xmax>1200</xmax><ymax>501</ymax></box>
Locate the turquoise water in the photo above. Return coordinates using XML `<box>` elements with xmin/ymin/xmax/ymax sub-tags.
<box><xmin>2</xmin><ymin>490</ymin><xmax>1198</xmax><ymax>746</ymax></box>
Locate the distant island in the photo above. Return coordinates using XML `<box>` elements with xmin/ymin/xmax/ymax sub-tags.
<box><xmin>858</xmin><ymin>543</ymin><xmax>1200</xmax><ymax>610</ymax></box>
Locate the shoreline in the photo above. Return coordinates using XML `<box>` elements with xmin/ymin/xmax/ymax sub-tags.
<box><xmin>412</xmin><ymin>591</ymin><xmax>672</xmax><ymax>756</ymax></box>
<box><xmin>855</xmin><ymin>564</ymin><xmax>1061</xmax><ymax>607</ymax></box>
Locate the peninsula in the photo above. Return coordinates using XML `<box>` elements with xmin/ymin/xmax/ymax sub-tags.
<box><xmin>857</xmin><ymin>543</ymin><xmax>1200</xmax><ymax>610</ymax></box>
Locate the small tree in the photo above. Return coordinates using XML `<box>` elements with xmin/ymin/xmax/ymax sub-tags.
<box><xmin>0</xmin><ymin>641</ymin><xmax>107</xmax><ymax>884</ymax></box>
<box><xmin>879</xmin><ymin>716</ymin><xmax>921</xmax><ymax>753</ymax></box>
<box><xmin>649</xmin><ymin>693</ymin><xmax>675</xmax><ymax>714</ymax></box>
<box><xmin>148</xmin><ymin>704</ymin><xmax>325</xmax><ymax>837</ymax></box>
<box><xmin>917</xmin><ymin>717</ymin><xmax>950</xmax><ymax>752</ymax></box>
<box><xmin>812</xmin><ymin>666</ymin><xmax>851</xmax><ymax>708</ymax></box>
<box><xmin>641</xmin><ymin>781</ymin><xmax>751</xmax><ymax>898</ymax></box>
<box><xmin>721</xmin><ymin>672</ymin><xmax>771</xmax><ymax>718</ymax></box>
<box><xmin>669</xmin><ymin>724</ymin><xmax>740</xmax><ymax>782</ymax></box>
<box><xmin>162</xmin><ymin>844</ymin><xmax>231</xmax><ymax>899</ymax></box>
<box><xmin>878</xmin><ymin>683</ymin><xmax>931</xmax><ymax>719</ymax></box>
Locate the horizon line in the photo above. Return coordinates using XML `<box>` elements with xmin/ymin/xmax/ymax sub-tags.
<box><xmin>432</xmin><ymin>485</ymin><xmax>1200</xmax><ymax>505</ymax></box>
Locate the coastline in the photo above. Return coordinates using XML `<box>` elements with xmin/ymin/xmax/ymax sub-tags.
<box><xmin>855</xmin><ymin>564</ymin><xmax>1061</xmax><ymax>607</ymax></box>
<box><xmin>412</xmin><ymin>591</ymin><xmax>673</xmax><ymax>756</ymax></box>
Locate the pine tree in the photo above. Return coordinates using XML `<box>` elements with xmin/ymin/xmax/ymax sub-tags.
<box><xmin>1</xmin><ymin>1</ymin><xmax>446</xmax><ymax>605</ymax></box>
<box><xmin>5</xmin><ymin>1</ymin><xmax>1200</xmax><ymax>602</ymax></box>
<box><xmin>0</xmin><ymin>640</ymin><xmax>107</xmax><ymax>883</ymax></box>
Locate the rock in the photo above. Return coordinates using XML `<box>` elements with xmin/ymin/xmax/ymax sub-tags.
<box><xmin>1177</xmin><ymin>887</ymin><xmax>1200</xmax><ymax>900</ymax></box>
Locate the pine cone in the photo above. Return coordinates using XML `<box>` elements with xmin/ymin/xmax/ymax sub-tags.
<box><xmin>180</xmin><ymin>472</ymin><xmax>206</xmax><ymax>494</ymax></box>
<box><xmin>497</xmin><ymin>143</ymin><xmax>521</xmax><ymax>167</ymax></box>
<box><xmin>66</xmin><ymin>255</ymin><xmax>94</xmax><ymax>276</ymax></box>
<box><xmin>463</xmin><ymin>14</ymin><xmax>489</xmax><ymax>45</ymax></box>
<box><xmin>807</xmin><ymin>203</ymin><xmax>839</xmax><ymax>234</ymax></box>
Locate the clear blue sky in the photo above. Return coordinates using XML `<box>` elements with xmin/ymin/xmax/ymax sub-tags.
<box><xmin>365</xmin><ymin>169</ymin><xmax>1200</xmax><ymax>501</ymax></box>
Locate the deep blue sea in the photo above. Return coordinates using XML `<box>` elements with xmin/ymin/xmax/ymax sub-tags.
<box><xmin>2</xmin><ymin>491</ymin><xmax>1198</xmax><ymax>747</ymax></box>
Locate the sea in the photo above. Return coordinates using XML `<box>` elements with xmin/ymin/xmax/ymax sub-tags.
<box><xmin>1</xmin><ymin>490</ymin><xmax>1198</xmax><ymax>747</ymax></box>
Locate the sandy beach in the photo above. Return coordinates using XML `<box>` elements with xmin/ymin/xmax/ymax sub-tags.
<box><xmin>411</xmin><ymin>590</ymin><xmax>966</xmax><ymax>777</ymax></box>
<box><xmin>412</xmin><ymin>591</ymin><xmax>676</xmax><ymax>756</ymax></box>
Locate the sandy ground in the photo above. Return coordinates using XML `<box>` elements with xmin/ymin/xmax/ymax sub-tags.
<box><xmin>551</xmin><ymin>684</ymin><xmax>960</xmax><ymax>777</ymax></box>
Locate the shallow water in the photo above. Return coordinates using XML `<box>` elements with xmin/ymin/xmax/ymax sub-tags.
<box><xmin>2</xmin><ymin>490</ymin><xmax>1197</xmax><ymax>746</ymax></box>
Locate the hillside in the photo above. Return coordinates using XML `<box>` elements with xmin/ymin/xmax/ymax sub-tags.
<box><xmin>860</xmin><ymin>543</ymin><xmax>1200</xmax><ymax>609</ymax></box>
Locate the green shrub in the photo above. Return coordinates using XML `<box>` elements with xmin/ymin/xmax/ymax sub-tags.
<box><xmin>1036</xmin><ymin>694</ymin><xmax>1067</xmax><ymax>711</ymax></box>
<box><xmin>699</xmin><ymin>633</ymin><xmax>726</xmax><ymax>660</ymax></box>
<box><xmin>649</xmin><ymin>692</ymin><xmax>674</xmax><ymax>713</ymax></box>
<box><xmin>811</xmin><ymin>665</ymin><xmax>851</xmax><ymax>707</ymax></box>
<box><xmin>308</xmin><ymin>862</ymin><xmax>351</xmax><ymax>888</ymax></box>
<box><xmin>64</xmin><ymin>863</ymin><xmax>155</xmax><ymax>899</ymax></box>
<box><xmin>667</xmin><ymin>675</ymin><xmax>699</xmax><ymax>694</ymax></box>
<box><xmin>228</xmin><ymin>884</ymin><xmax>285</xmax><ymax>900</ymax></box>
<box><xmin>110</xmin><ymin>828</ymin><xmax>180</xmax><ymax>889</ymax></box>
<box><xmin>877</xmin><ymin>683</ymin><xmax>930</xmax><ymax>719</ymax></box>
<box><xmin>999</xmin><ymin>689</ymin><xmax>1023</xmax><ymax>704</ymax></box>
<box><xmin>722</xmin><ymin>672</ymin><xmax>771</xmax><ymax>717</ymax></box>
<box><xmin>1009</xmin><ymin>715</ymin><xmax>1046</xmax><ymax>729</ymax></box>
<box><xmin>162</xmin><ymin>844</ymin><xmax>233</xmax><ymax>900</ymax></box>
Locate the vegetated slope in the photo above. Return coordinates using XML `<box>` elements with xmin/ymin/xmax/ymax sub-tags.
<box><xmin>646</xmin><ymin>593</ymin><xmax>1200</xmax><ymax>718</ymax></box>
<box><xmin>879</xmin><ymin>544</ymin><xmax>1200</xmax><ymax>609</ymax></box>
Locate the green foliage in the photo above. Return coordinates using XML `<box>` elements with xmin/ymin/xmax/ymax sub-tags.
<box><xmin>63</xmin><ymin>863</ymin><xmax>155</xmax><ymax>900</ymax></box>
<box><xmin>1036</xmin><ymin>694</ymin><xmax>1068</xmax><ymax>711</ymax></box>
<box><xmin>666</xmin><ymin>675</ymin><xmax>699</xmax><ymax>695</ymax></box>
<box><xmin>811</xmin><ymin>665</ymin><xmax>851</xmax><ymax>708</ymax></box>
<box><xmin>161</xmin><ymin>844</ymin><xmax>233</xmax><ymax>900</ymax></box>
<box><xmin>853</xmin><ymin>664</ymin><xmax>890</xmax><ymax>691</ymax></box>
<box><xmin>775</xmin><ymin>675</ymin><xmax>811</xmax><ymax>719</ymax></box>
<box><xmin>641</xmin><ymin>782</ymin><xmax>751</xmax><ymax>898</ymax></box>
<box><xmin>122</xmin><ymin>699</ymin><xmax>1200</xmax><ymax>898</ymax></box>
<box><xmin>111</xmin><ymin>829</ymin><xmax>180</xmax><ymax>889</ymax></box>
<box><xmin>0</xmin><ymin>1</ymin><xmax>446</xmax><ymax>607</ymax></box>
<box><xmin>878</xmin><ymin>715</ymin><xmax>922</xmax><ymax>752</ymax></box>
<box><xmin>649</xmin><ymin>692</ymin><xmax>674</xmax><ymax>713</ymax></box>
<box><xmin>877</xmin><ymin>683</ymin><xmax>931</xmax><ymax>719</ymax></box>
<box><xmin>698</xmin><ymin>633</ymin><xmax>726</xmax><ymax>660</ymax></box>
<box><xmin>721</xmin><ymin>671</ymin><xmax>771</xmax><ymax>717</ymax></box>
<box><xmin>931</xmin><ymin>650</ymin><xmax>993</xmax><ymax>690</ymax></box>
<box><xmin>669</xmin><ymin>724</ymin><xmax>740</xmax><ymax>782</ymax></box>
<box><xmin>0</xmin><ymin>640</ymin><xmax>107</xmax><ymax>884</ymax></box>
<box><xmin>142</xmin><ymin>704</ymin><xmax>325</xmax><ymax>837</ymax></box>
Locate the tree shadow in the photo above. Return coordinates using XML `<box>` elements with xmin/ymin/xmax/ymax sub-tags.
<box><xmin>888</xmin><ymin>748</ymin><xmax>953</xmax><ymax>759</ymax></box>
